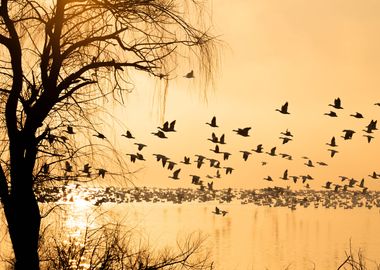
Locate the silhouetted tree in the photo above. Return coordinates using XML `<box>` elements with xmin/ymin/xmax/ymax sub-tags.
<box><xmin>0</xmin><ymin>0</ymin><xmax>217</xmax><ymax>269</ymax></box>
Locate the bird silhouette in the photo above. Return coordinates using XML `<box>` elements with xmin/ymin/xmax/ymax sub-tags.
<box><xmin>215</xmin><ymin>170</ymin><xmax>221</xmax><ymax>178</ymax></box>
<box><xmin>64</xmin><ymin>161</ymin><xmax>73</xmax><ymax>172</ymax></box>
<box><xmin>240</xmin><ymin>151</ymin><xmax>251</xmax><ymax>161</ymax></box>
<box><xmin>375</xmin><ymin>102</ymin><xmax>380</xmax><ymax>107</ymax></box>
<box><xmin>152</xmin><ymin>130</ymin><xmax>168</xmax><ymax>139</ymax></box>
<box><xmin>221</xmin><ymin>152</ymin><xmax>231</xmax><ymax>160</ymax></box>
<box><xmin>290</xmin><ymin>176</ymin><xmax>298</xmax><ymax>183</ymax></box>
<box><xmin>266</xmin><ymin>147</ymin><xmax>277</xmax><ymax>156</ymax></box>
<box><xmin>366</xmin><ymin>120</ymin><xmax>378</xmax><ymax>131</ymax></box>
<box><xmin>350</xmin><ymin>112</ymin><xmax>364</xmax><ymax>118</ymax></box>
<box><xmin>329</xmin><ymin>98</ymin><xmax>343</xmax><ymax>109</ymax></box>
<box><xmin>280</xmin><ymin>129</ymin><xmax>293</xmax><ymax>137</ymax></box>
<box><xmin>184</xmin><ymin>70</ymin><xmax>194</xmax><ymax>78</ymax></box>
<box><xmin>167</xmin><ymin>161</ymin><xmax>177</xmax><ymax>170</ymax></box>
<box><xmin>252</xmin><ymin>144</ymin><xmax>264</xmax><ymax>153</ymax></box>
<box><xmin>322</xmin><ymin>181</ymin><xmax>332</xmax><ymax>189</ymax></box>
<box><xmin>98</xmin><ymin>168</ymin><xmax>107</xmax><ymax>178</ymax></box>
<box><xmin>212</xmin><ymin>206</ymin><xmax>227</xmax><ymax>216</ymax></box>
<box><xmin>327</xmin><ymin>149</ymin><xmax>338</xmax><ymax>157</ymax></box>
<box><xmin>195</xmin><ymin>155</ymin><xmax>206</xmax><ymax>169</ymax></box>
<box><xmin>342</xmin><ymin>129</ymin><xmax>355</xmax><ymax>140</ymax></box>
<box><xmin>210</xmin><ymin>145</ymin><xmax>220</xmax><ymax>153</ymax></box>
<box><xmin>317</xmin><ymin>161</ymin><xmax>328</xmax><ymax>166</ymax></box>
<box><xmin>348</xmin><ymin>178</ymin><xmax>357</xmax><ymax>188</ymax></box>
<box><xmin>64</xmin><ymin>126</ymin><xmax>75</xmax><ymax>134</ymax></box>
<box><xmin>169</xmin><ymin>168</ymin><xmax>181</xmax><ymax>180</ymax></box>
<box><xmin>207</xmin><ymin>181</ymin><xmax>214</xmax><ymax>191</ymax></box>
<box><xmin>180</xmin><ymin>156</ymin><xmax>191</xmax><ymax>165</ymax></box>
<box><xmin>121</xmin><ymin>130</ymin><xmax>135</xmax><ymax>139</ymax></box>
<box><xmin>324</xmin><ymin>111</ymin><xmax>338</xmax><ymax>117</ymax></box>
<box><xmin>153</xmin><ymin>154</ymin><xmax>169</xmax><ymax>167</ymax></box>
<box><xmin>276</xmin><ymin>102</ymin><xmax>290</xmax><ymax>114</ymax></box>
<box><xmin>126</xmin><ymin>154</ymin><xmax>137</xmax><ymax>163</ymax></box>
<box><xmin>261</xmin><ymin>161</ymin><xmax>267</xmax><ymax>166</ymax></box>
<box><xmin>326</xmin><ymin>137</ymin><xmax>338</xmax><ymax>147</ymax></box>
<box><xmin>363</xmin><ymin>134</ymin><xmax>374</xmax><ymax>143</ymax></box>
<box><xmin>358</xmin><ymin>178</ymin><xmax>365</xmax><ymax>188</ymax></box>
<box><xmin>81</xmin><ymin>163</ymin><xmax>91</xmax><ymax>174</ymax></box>
<box><xmin>304</xmin><ymin>160</ymin><xmax>314</xmax><ymax>167</ymax></box>
<box><xmin>208</xmin><ymin>132</ymin><xmax>219</xmax><ymax>143</ymax></box>
<box><xmin>279</xmin><ymin>137</ymin><xmax>292</xmax><ymax>144</ymax></box>
<box><xmin>158</xmin><ymin>120</ymin><xmax>176</xmax><ymax>132</ymax></box>
<box><xmin>134</xmin><ymin>143</ymin><xmax>147</xmax><ymax>151</ymax></box>
<box><xmin>190</xmin><ymin>175</ymin><xmax>201</xmax><ymax>185</ymax></box>
<box><xmin>42</xmin><ymin>163</ymin><xmax>49</xmax><ymax>174</ymax></box>
<box><xmin>280</xmin><ymin>169</ymin><xmax>288</xmax><ymax>180</ymax></box>
<box><xmin>233</xmin><ymin>127</ymin><xmax>251</xmax><ymax>137</ymax></box>
<box><xmin>368</xmin><ymin>171</ymin><xmax>379</xmax><ymax>179</ymax></box>
<box><xmin>264</xmin><ymin>176</ymin><xmax>273</xmax><ymax>181</ymax></box>
<box><xmin>224</xmin><ymin>167</ymin><xmax>234</xmax><ymax>174</ymax></box>
<box><xmin>206</xmin><ymin>116</ymin><xmax>218</xmax><ymax>127</ymax></box>
<box><xmin>93</xmin><ymin>132</ymin><xmax>106</xmax><ymax>139</ymax></box>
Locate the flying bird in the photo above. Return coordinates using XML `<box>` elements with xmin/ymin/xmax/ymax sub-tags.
<box><xmin>221</xmin><ymin>152</ymin><xmax>231</xmax><ymax>160</ymax></box>
<box><xmin>280</xmin><ymin>129</ymin><xmax>294</xmax><ymax>137</ymax></box>
<box><xmin>264</xmin><ymin>176</ymin><xmax>273</xmax><ymax>181</ymax></box>
<box><xmin>134</xmin><ymin>143</ymin><xmax>147</xmax><ymax>151</ymax></box>
<box><xmin>64</xmin><ymin>126</ymin><xmax>75</xmax><ymax>134</ymax></box>
<box><xmin>98</xmin><ymin>168</ymin><xmax>107</xmax><ymax>178</ymax></box>
<box><xmin>169</xmin><ymin>168</ymin><xmax>181</xmax><ymax>180</ymax></box>
<box><xmin>324</xmin><ymin>111</ymin><xmax>338</xmax><ymax>117</ymax></box>
<box><xmin>158</xmin><ymin>120</ymin><xmax>176</xmax><ymax>132</ymax></box>
<box><xmin>350</xmin><ymin>112</ymin><xmax>364</xmax><ymax>119</ymax></box>
<box><xmin>184</xmin><ymin>70</ymin><xmax>194</xmax><ymax>78</ymax></box>
<box><xmin>322</xmin><ymin>181</ymin><xmax>332</xmax><ymax>189</ymax></box>
<box><xmin>151</xmin><ymin>130</ymin><xmax>168</xmax><ymax>139</ymax></box>
<box><xmin>266</xmin><ymin>147</ymin><xmax>277</xmax><ymax>156</ymax></box>
<box><xmin>304</xmin><ymin>160</ymin><xmax>314</xmax><ymax>167</ymax></box>
<box><xmin>363</xmin><ymin>134</ymin><xmax>374</xmax><ymax>143</ymax></box>
<box><xmin>279</xmin><ymin>137</ymin><xmax>292</xmax><ymax>144</ymax></box>
<box><xmin>121</xmin><ymin>130</ymin><xmax>135</xmax><ymax>139</ymax></box>
<box><xmin>326</xmin><ymin>137</ymin><xmax>338</xmax><ymax>147</ymax></box>
<box><xmin>252</xmin><ymin>144</ymin><xmax>263</xmax><ymax>153</ymax></box>
<box><xmin>342</xmin><ymin>129</ymin><xmax>355</xmax><ymax>140</ymax></box>
<box><xmin>180</xmin><ymin>156</ymin><xmax>191</xmax><ymax>165</ymax></box>
<box><xmin>240</xmin><ymin>151</ymin><xmax>252</xmax><ymax>161</ymax></box>
<box><xmin>329</xmin><ymin>97</ymin><xmax>343</xmax><ymax>109</ymax></box>
<box><xmin>327</xmin><ymin>149</ymin><xmax>338</xmax><ymax>157</ymax></box>
<box><xmin>93</xmin><ymin>132</ymin><xmax>106</xmax><ymax>139</ymax></box>
<box><xmin>224</xmin><ymin>167</ymin><xmax>234</xmax><ymax>174</ymax></box>
<box><xmin>206</xmin><ymin>116</ymin><xmax>218</xmax><ymax>128</ymax></box>
<box><xmin>233</xmin><ymin>127</ymin><xmax>251</xmax><ymax>137</ymax></box>
<box><xmin>276</xmin><ymin>102</ymin><xmax>290</xmax><ymax>114</ymax></box>
<box><xmin>280</xmin><ymin>169</ymin><xmax>289</xmax><ymax>180</ymax></box>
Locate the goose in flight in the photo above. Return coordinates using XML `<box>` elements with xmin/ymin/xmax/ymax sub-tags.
<box><xmin>233</xmin><ymin>127</ymin><xmax>251</xmax><ymax>137</ymax></box>
<box><xmin>368</xmin><ymin>171</ymin><xmax>379</xmax><ymax>179</ymax></box>
<box><xmin>326</xmin><ymin>137</ymin><xmax>338</xmax><ymax>147</ymax></box>
<box><xmin>264</xmin><ymin>176</ymin><xmax>273</xmax><ymax>181</ymax></box>
<box><xmin>290</xmin><ymin>176</ymin><xmax>298</xmax><ymax>183</ymax></box>
<box><xmin>363</xmin><ymin>134</ymin><xmax>374</xmax><ymax>143</ymax></box>
<box><xmin>208</xmin><ymin>132</ymin><xmax>219</xmax><ymax>143</ymax></box>
<box><xmin>348</xmin><ymin>178</ymin><xmax>357</xmax><ymax>188</ymax></box>
<box><xmin>158</xmin><ymin>120</ymin><xmax>176</xmax><ymax>132</ymax></box>
<box><xmin>81</xmin><ymin>163</ymin><xmax>91</xmax><ymax>174</ymax></box>
<box><xmin>167</xmin><ymin>161</ymin><xmax>177</xmax><ymax>170</ymax></box>
<box><xmin>207</xmin><ymin>181</ymin><xmax>214</xmax><ymax>191</ymax></box>
<box><xmin>206</xmin><ymin>116</ymin><xmax>218</xmax><ymax>128</ymax></box>
<box><xmin>304</xmin><ymin>160</ymin><xmax>314</xmax><ymax>167</ymax></box>
<box><xmin>221</xmin><ymin>152</ymin><xmax>231</xmax><ymax>160</ymax></box>
<box><xmin>134</xmin><ymin>143</ymin><xmax>147</xmax><ymax>151</ymax></box>
<box><xmin>266</xmin><ymin>147</ymin><xmax>277</xmax><ymax>156</ymax></box>
<box><xmin>366</xmin><ymin>120</ymin><xmax>378</xmax><ymax>131</ymax></box>
<box><xmin>153</xmin><ymin>154</ymin><xmax>169</xmax><ymax>167</ymax></box>
<box><xmin>252</xmin><ymin>144</ymin><xmax>263</xmax><ymax>153</ymax></box>
<box><xmin>42</xmin><ymin>163</ymin><xmax>49</xmax><ymax>174</ymax></box>
<box><xmin>375</xmin><ymin>102</ymin><xmax>380</xmax><ymax>106</ymax></box>
<box><xmin>329</xmin><ymin>97</ymin><xmax>343</xmax><ymax>109</ymax></box>
<box><xmin>190</xmin><ymin>175</ymin><xmax>201</xmax><ymax>185</ymax></box>
<box><xmin>121</xmin><ymin>130</ymin><xmax>135</xmax><ymax>139</ymax></box>
<box><xmin>184</xmin><ymin>70</ymin><xmax>194</xmax><ymax>78</ymax></box>
<box><xmin>215</xmin><ymin>170</ymin><xmax>221</xmax><ymax>178</ymax></box>
<box><xmin>151</xmin><ymin>130</ymin><xmax>168</xmax><ymax>139</ymax></box>
<box><xmin>169</xmin><ymin>168</ymin><xmax>181</xmax><ymax>180</ymax></box>
<box><xmin>126</xmin><ymin>153</ymin><xmax>137</xmax><ymax>163</ymax></box>
<box><xmin>327</xmin><ymin>149</ymin><xmax>338</xmax><ymax>157</ymax></box>
<box><xmin>240</xmin><ymin>150</ymin><xmax>251</xmax><ymax>161</ymax></box>
<box><xmin>224</xmin><ymin>167</ymin><xmax>234</xmax><ymax>175</ymax></box>
<box><xmin>280</xmin><ymin>169</ymin><xmax>288</xmax><ymax>180</ymax></box>
<box><xmin>316</xmin><ymin>161</ymin><xmax>328</xmax><ymax>166</ymax></box>
<box><xmin>279</xmin><ymin>137</ymin><xmax>292</xmax><ymax>144</ymax></box>
<box><xmin>350</xmin><ymin>112</ymin><xmax>364</xmax><ymax>118</ymax></box>
<box><xmin>180</xmin><ymin>156</ymin><xmax>191</xmax><ymax>165</ymax></box>
<box><xmin>97</xmin><ymin>168</ymin><xmax>107</xmax><ymax>178</ymax></box>
<box><xmin>276</xmin><ymin>102</ymin><xmax>290</xmax><ymax>114</ymax></box>
<box><xmin>358</xmin><ymin>178</ymin><xmax>365</xmax><ymax>188</ymax></box>
<box><xmin>64</xmin><ymin>125</ymin><xmax>75</xmax><ymax>134</ymax></box>
<box><xmin>210</xmin><ymin>145</ymin><xmax>220</xmax><ymax>154</ymax></box>
<box><xmin>93</xmin><ymin>132</ymin><xmax>106</xmax><ymax>139</ymax></box>
<box><xmin>342</xmin><ymin>129</ymin><xmax>355</xmax><ymax>140</ymax></box>
<box><xmin>322</xmin><ymin>181</ymin><xmax>332</xmax><ymax>189</ymax></box>
<box><xmin>280</xmin><ymin>129</ymin><xmax>293</xmax><ymax>137</ymax></box>
<box><xmin>324</xmin><ymin>111</ymin><xmax>338</xmax><ymax>117</ymax></box>
<box><xmin>64</xmin><ymin>161</ymin><xmax>73</xmax><ymax>172</ymax></box>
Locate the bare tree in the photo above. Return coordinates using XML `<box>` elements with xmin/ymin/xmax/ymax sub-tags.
<box><xmin>0</xmin><ymin>0</ymin><xmax>217</xmax><ymax>269</ymax></box>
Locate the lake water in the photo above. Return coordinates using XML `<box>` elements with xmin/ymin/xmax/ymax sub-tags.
<box><xmin>2</xmin><ymin>201</ymin><xmax>380</xmax><ymax>269</ymax></box>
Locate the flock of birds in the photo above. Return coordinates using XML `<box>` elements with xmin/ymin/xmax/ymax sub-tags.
<box><xmin>118</xmin><ymin>98</ymin><xmax>380</xmax><ymax>197</ymax></box>
<box><xmin>44</xmin><ymin>96</ymin><xmax>380</xmax><ymax>215</ymax></box>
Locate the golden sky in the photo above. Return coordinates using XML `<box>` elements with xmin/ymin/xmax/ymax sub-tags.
<box><xmin>110</xmin><ymin>0</ymin><xmax>380</xmax><ymax>190</ymax></box>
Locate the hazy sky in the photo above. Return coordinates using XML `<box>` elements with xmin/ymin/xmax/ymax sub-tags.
<box><xmin>105</xmin><ymin>0</ymin><xmax>380</xmax><ymax>190</ymax></box>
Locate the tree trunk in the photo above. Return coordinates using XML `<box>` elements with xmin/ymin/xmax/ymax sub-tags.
<box><xmin>4</xmin><ymin>176</ymin><xmax>41</xmax><ymax>270</ymax></box>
